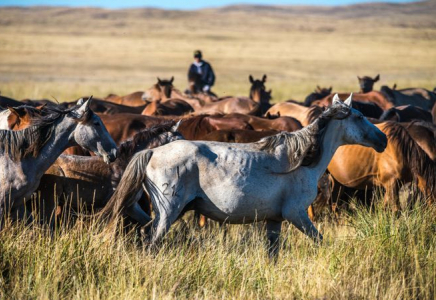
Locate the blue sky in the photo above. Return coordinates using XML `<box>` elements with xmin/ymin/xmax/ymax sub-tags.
<box><xmin>0</xmin><ymin>0</ymin><xmax>417</xmax><ymax>10</ymax></box>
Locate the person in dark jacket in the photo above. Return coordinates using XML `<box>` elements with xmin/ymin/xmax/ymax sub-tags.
<box><xmin>188</xmin><ymin>50</ymin><xmax>216</xmax><ymax>94</ymax></box>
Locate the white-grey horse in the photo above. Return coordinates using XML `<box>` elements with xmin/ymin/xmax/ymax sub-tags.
<box><xmin>101</xmin><ymin>94</ymin><xmax>387</xmax><ymax>256</ymax></box>
<box><xmin>0</xmin><ymin>98</ymin><xmax>118</xmax><ymax>227</ymax></box>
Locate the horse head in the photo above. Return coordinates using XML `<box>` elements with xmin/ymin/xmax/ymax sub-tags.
<box><xmin>357</xmin><ymin>74</ymin><xmax>379</xmax><ymax>93</ymax></box>
<box><xmin>328</xmin><ymin>93</ymin><xmax>387</xmax><ymax>153</ymax></box>
<box><xmin>70</xmin><ymin>97</ymin><xmax>118</xmax><ymax>163</ymax></box>
<box><xmin>249</xmin><ymin>74</ymin><xmax>271</xmax><ymax>104</ymax></box>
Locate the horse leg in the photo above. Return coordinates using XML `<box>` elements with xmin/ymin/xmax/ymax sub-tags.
<box><xmin>384</xmin><ymin>180</ymin><xmax>401</xmax><ymax>213</ymax></box>
<box><xmin>283</xmin><ymin>208</ymin><xmax>323</xmax><ymax>244</ymax></box>
<box><xmin>266</xmin><ymin>220</ymin><xmax>282</xmax><ymax>259</ymax></box>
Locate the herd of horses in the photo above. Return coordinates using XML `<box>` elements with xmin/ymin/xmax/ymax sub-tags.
<box><xmin>0</xmin><ymin>74</ymin><xmax>435</xmax><ymax>256</ymax></box>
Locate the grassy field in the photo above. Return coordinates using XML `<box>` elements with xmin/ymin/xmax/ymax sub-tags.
<box><xmin>0</xmin><ymin>200</ymin><xmax>435</xmax><ymax>299</ymax></box>
<box><xmin>1</xmin><ymin>1</ymin><xmax>436</xmax><ymax>299</ymax></box>
<box><xmin>0</xmin><ymin>2</ymin><xmax>436</xmax><ymax>102</ymax></box>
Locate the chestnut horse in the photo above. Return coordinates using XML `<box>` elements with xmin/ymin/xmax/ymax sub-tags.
<box><xmin>223</xmin><ymin>113</ymin><xmax>302</xmax><ymax>132</ymax></box>
<box><xmin>328</xmin><ymin>121</ymin><xmax>436</xmax><ymax>212</ymax></box>
<box><xmin>0</xmin><ymin>106</ymin><xmax>43</xmax><ymax>130</ymax></box>
<box><xmin>194</xmin><ymin>75</ymin><xmax>272</xmax><ymax>116</ymax></box>
<box><xmin>265</xmin><ymin>102</ymin><xmax>323</xmax><ymax>126</ymax></box>
<box><xmin>104</xmin><ymin>92</ymin><xmax>148</xmax><ymax>107</ymax></box>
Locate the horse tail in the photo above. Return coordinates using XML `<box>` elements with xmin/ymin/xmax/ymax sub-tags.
<box><xmin>379</xmin><ymin>108</ymin><xmax>400</xmax><ymax>122</ymax></box>
<box><xmin>96</xmin><ymin>150</ymin><xmax>153</xmax><ymax>222</ymax></box>
<box><xmin>383</xmin><ymin>122</ymin><xmax>436</xmax><ymax>198</ymax></box>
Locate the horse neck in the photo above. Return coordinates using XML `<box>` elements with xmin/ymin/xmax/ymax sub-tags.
<box><xmin>304</xmin><ymin>119</ymin><xmax>343</xmax><ymax>181</ymax></box>
<box><xmin>29</xmin><ymin>116</ymin><xmax>78</xmax><ymax>173</ymax></box>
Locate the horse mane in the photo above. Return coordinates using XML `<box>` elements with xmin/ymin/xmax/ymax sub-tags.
<box><xmin>383</xmin><ymin>121</ymin><xmax>436</xmax><ymax>195</ymax></box>
<box><xmin>258</xmin><ymin>103</ymin><xmax>349</xmax><ymax>172</ymax></box>
<box><xmin>111</xmin><ymin>121</ymin><xmax>183</xmax><ymax>187</ymax></box>
<box><xmin>307</xmin><ymin>106</ymin><xmax>324</xmax><ymax>124</ymax></box>
<box><xmin>379</xmin><ymin>107</ymin><xmax>400</xmax><ymax>121</ymax></box>
<box><xmin>0</xmin><ymin>105</ymin><xmax>83</xmax><ymax>160</ymax></box>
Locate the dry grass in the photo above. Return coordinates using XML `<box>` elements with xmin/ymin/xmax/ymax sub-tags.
<box><xmin>0</xmin><ymin>2</ymin><xmax>435</xmax><ymax>103</ymax></box>
<box><xmin>0</xmin><ymin>200</ymin><xmax>435</xmax><ymax>299</ymax></box>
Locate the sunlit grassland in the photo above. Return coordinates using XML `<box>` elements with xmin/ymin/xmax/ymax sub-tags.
<box><xmin>0</xmin><ymin>200</ymin><xmax>435</xmax><ymax>299</ymax></box>
<box><xmin>0</xmin><ymin>6</ymin><xmax>435</xmax><ymax>103</ymax></box>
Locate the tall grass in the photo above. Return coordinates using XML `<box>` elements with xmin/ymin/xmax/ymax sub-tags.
<box><xmin>1</xmin><ymin>200</ymin><xmax>435</xmax><ymax>299</ymax></box>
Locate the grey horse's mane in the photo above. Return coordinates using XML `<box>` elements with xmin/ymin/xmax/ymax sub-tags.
<box><xmin>258</xmin><ymin>102</ymin><xmax>350</xmax><ymax>171</ymax></box>
<box><xmin>0</xmin><ymin>104</ymin><xmax>86</xmax><ymax>161</ymax></box>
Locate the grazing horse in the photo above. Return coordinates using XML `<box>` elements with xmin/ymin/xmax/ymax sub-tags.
<box><xmin>358</xmin><ymin>74</ymin><xmax>380</xmax><ymax>93</ymax></box>
<box><xmin>380</xmin><ymin>105</ymin><xmax>433</xmax><ymax>123</ymax></box>
<box><xmin>34</xmin><ymin>122</ymin><xmax>183</xmax><ymax>226</ymax></box>
<box><xmin>328</xmin><ymin>121</ymin><xmax>436</xmax><ymax>212</ymax></box>
<box><xmin>98</xmin><ymin>94</ymin><xmax>387</xmax><ymax>257</ymax></box>
<box><xmin>0</xmin><ymin>99</ymin><xmax>118</xmax><ymax>226</ymax></box>
<box><xmin>303</xmin><ymin>86</ymin><xmax>332</xmax><ymax>107</ymax></box>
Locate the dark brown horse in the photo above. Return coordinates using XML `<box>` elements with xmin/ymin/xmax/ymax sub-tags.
<box><xmin>303</xmin><ymin>86</ymin><xmax>332</xmax><ymax>107</ymax></box>
<box><xmin>381</xmin><ymin>85</ymin><xmax>436</xmax><ymax>112</ymax></box>
<box><xmin>358</xmin><ymin>74</ymin><xmax>380</xmax><ymax>93</ymax></box>
<box><xmin>223</xmin><ymin>113</ymin><xmax>302</xmax><ymax>132</ymax></box>
<box><xmin>33</xmin><ymin>122</ymin><xmax>183</xmax><ymax>226</ymax></box>
<box><xmin>403</xmin><ymin>121</ymin><xmax>436</xmax><ymax>161</ymax></box>
<box><xmin>380</xmin><ymin>105</ymin><xmax>433</xmax><ymax>123</ymax></box>
<box><xmin>0</xmin><ymin>95</ymin><xmax>24</xmax><ymax>108</ymax></box>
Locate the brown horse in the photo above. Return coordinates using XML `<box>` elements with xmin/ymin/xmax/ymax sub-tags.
<box><xmin>358</xmin><ymin>74</ymin><xmax>380</xmax><ymax>93</ymax></box>
<box><xmin>142</xmin><ymin>77</ymin><xmax>175</xmax><ymax>102</ymax></box>
<box><xmin>223</xmin><ymin>113</ymin><xmax>302</xmax><ymax>132</ymax></box>
<box><xmin>265</xmin><ymin>102</ymin><xmax>323</xmax><ymax>126</ymax></box>
<box><xmin>312</xmin><ymin>92</ymin><xmax>393</xmax><ymax>110</ymax></box>
<box><xmin>104</xmin><ymin>92</ymin><xmax>148</xmax><ymax>107</ymax></box>
<box><xmin>33</xmin><ymin>122</ymin><xmax>183</xmax><ymax>226</ymax></box>
<box><xmin>177</xmin><ymin>114</ymin><xmax>253</xmax><ymax>140</ymax></box>
<box><xmin>142</xmin><ymin>99</ymin><xmax>194</xmax><ymax>116</ymax></box>
<box><xmin>402</xmin><ymin>121</ymin><xmax>436</xmax><ymax>161</ymax></box>
<box><xmin>380</xmin><ymin>105</ymin><xmax>433</xmax><ymax>123</ymax></box>
<box><xmin>328</xmin><ymin>121</ymin><xmax>436</xmax><ymax>212</ymax></box>
<box><xmin>194</xmin><ymin>75</ymin><xmax>271</xmax><ymax>115</ymax></box>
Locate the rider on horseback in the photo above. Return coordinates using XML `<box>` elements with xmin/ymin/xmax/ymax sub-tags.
<box><xmin>187</xmin><ymin>50</ymin><xmax>216</xmax><ymax>95</ymax></box>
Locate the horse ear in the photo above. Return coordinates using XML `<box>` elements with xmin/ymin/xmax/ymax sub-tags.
<box><xmin>157</xmin><ymin>77</ymin><xmax>162</xmax><ymax>84</ymax></box>
<box><xmin>249</xmin><ymin>75</ymin><xmax>254</xmax><ymax>84</ymax></box>
<box><xmin>8</xmin><ymin>106</ymin><xmax>22</xmax><ymax>117</ymax></box>
<box><xmin>170</xmin><ymin>76</ymin><xmax>174</xmax><ymax>84</ymax></box>
<box><xmin>357</xmin><ymin>76</ymin><xmax>361</xmax><ymax>81</ymax></box>
<box><xmin>74</xmin><ymin>96</ymin><xmax>93</xmax><ymax>119</ymax></box>
<box><xmin>76</xmin><ymin>98</ymin><xmax>84</xmax><ymax>106</ymax></box>
<box><xmin>374</xmin><ymin>74</ymin><xmax>380</xmax><ymax>82</ymax></box>
<box><xmin>265</xmin><ymin>112</ymin><xmax>271</xmax><ymax>118</ymax></box>
<box><xmin>393</xmin><ymin>83</ymin><xmax>397</xmax><ymax>90</ymax></box>
<box><xmin>328</xmin><ymin>86</ymin><xmax>332</xmax><ymax>93</ymax></box>
<box><xmin>171</xmin><ymin>120</ymin><xmax>182</xmax><ymax>132</ymax></box>
<box><xmin>344</xmin><ymin>93</ymin><xmax>353</xmax><ymax>107</ymax></box>
<box><xmin>262</xmin><ymin>74</ymin><xmax>267</xmax><ymax>83</ymax></box>
<box><xmin>332</xmin><ymin>93</ymin><xmax>341</xmax><ymax>104</ymax></box>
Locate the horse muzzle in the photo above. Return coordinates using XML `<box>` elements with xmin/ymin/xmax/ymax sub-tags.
<box><xmin>103</xmin><ymin>148</ymin><xmax>118</xmax><ymax>164</ymax></box>
<box><xmin>374</xmin><ymin>132</ymin><xmax>388</xmax><ymax>153</ymax></box>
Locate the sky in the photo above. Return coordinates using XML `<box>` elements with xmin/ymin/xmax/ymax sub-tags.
<box><xmin>0</xmin><ymin>0</ymin><xmax>417</xmax><ymax>10</ymax></box>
